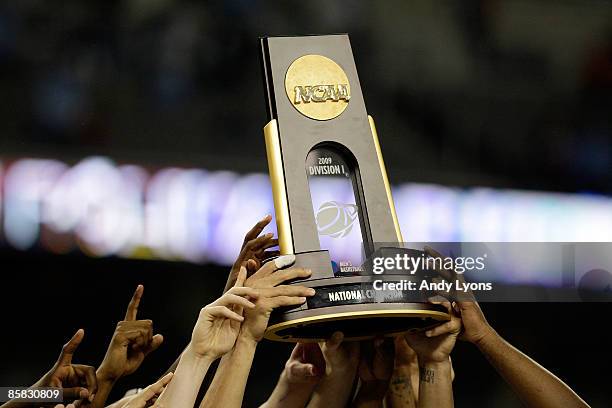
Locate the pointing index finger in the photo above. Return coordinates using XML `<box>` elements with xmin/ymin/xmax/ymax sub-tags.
<box><xmin>59</xmin><ymin>329</ymin><xmax>84</xmax><ymax>365</ymax></box>
<box><xmin>125</xmin><ymin>285</ymin><xmax>144</xmax><ymax>321</ymax></box>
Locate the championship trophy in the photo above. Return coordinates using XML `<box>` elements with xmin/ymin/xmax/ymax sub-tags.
<box><xmin>260</xmin><ymin>34</ymin><xmax>450</xmax><ymax>342</ymax></box>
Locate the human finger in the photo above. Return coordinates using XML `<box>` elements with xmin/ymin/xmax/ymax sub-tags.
<box><xmin>136</xmin><ymin>372</ymin><xmax>174</xmax><ymax>403</ymax></box>
<box><xmin>288</xmin><ymin>362</ymin><xmax>318</xmax><ymax>377</ymax></box>
<box><xmin>225</xmin><ymin>285</ymin><xmax>260</xmax><ymax>300</ymax></box>
<box><xmin>125</xmin><ymin>285</ymin><xmax>144</xmax><ymax>321</ymax></box>
<box><xmin>214</xmin><ymin>293</ymin><xmax>256</xmax><ymax>309</ymax></box>
<box><xmin>243</xmin><ymin>215</ymin><xmax>272</xmax><ymax>243</ymax></box>
<box><xmin>242</xmin><ymin>234</ymin><xmax>275</xmax><ymax>256</ymax></box>
<box><xmin>262</xmin><ymin>250</ymin><xmax>280</xmax><ymax>260</ymax></box>
<box><xmin>261</xmin><ymin>285</ymin><xmax>315</xmax><ymax>298</ymax></box>
<box><xmin>207</xmin><ymin>305</ymin><xmax>244</xmax><ymax>322</ymax></box>
<box><xmin>250</xmin><ymin>254</ymin><xmax>296</xmax><ymax>281</ymax></box>
<box><xmin>269</xmin><ymin>268</ymin><xmax>312</xmax><ymax>286</ymax></box>
<box><xmin>269</xmin><ymin>296</ymin><xmax>307</xmax><ymax>308</ymax></box>
<box><xmin>58</xmin><ymin>329</ymin><xmax>84</xmax><ymax>365</ymax></box>
<box><xmin>324</xmin><ymin>331</ymin><xmax>344</xmax><ymax>352</ymax></box>
<box><xmin>254</xmin><ymin>238</ymin><xmax>279</xmax><ymax>253</ymax></box>
<box><xmin>424</xmin><ymin>317</ymin><xmax>462</xmax><ymax>338</ymax></box>
<box><xmin>235</xmin><ymin>266</ymin><xmax>247</xmax><ymax>287</ymax></box>
<box><xmin>144</xmin><ymin>334</ymin><xmax>164</xmax><ymax>355</ymax></box>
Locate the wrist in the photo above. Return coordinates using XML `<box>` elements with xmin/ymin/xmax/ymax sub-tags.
<box><xmin>96</xmin><ymin>366</ymin><xmax>120</xmax><ymax>384</ymax></box>
<box><xmin>238</xmin><ymin>330</ymin><xmax>261</xmax><ymax>348</ymax></box>
<box><xmin>185</xmin><ymin>343</ymin><xmax>216</xmax><ymax>365</ymax></box>
<box><xmin>474</xmin><ymin>327</ymin><xmax>499</xmax><ymax>349</ymax></box>
<box><xmin>419</xmin><ymin>359</ymin><xmax>450</xmax><ymax>370</ymax></box>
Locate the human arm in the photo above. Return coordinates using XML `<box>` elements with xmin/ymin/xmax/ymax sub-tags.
<box><xmin>160</xmin><ymin>216</ymin><xmax>279</xmax><ymax>377</ymax></box>
<box><xmin>424</xmin><ymin>246</ymin><xmax>590</xmax><ymax>408</ymax></box>
<box><xmin>385</xmin><ymin>336</ymin><xmax>419</xmax><ymax>408</ymax></box>
<box><xmin>352</xmin><ymin>338</ymin><xmax>394</xmax><ymax>408</ymax></box>
<box><xmin>460</xmin><ymin>300</ymin><xmax>590</xmax><ymax>408</ymax></box>
<box><xmin>200</xmin><ymin>256</ymin><xmax>314</xmax><ymax>408</ymax></box>
<box><xmin>156</xmin><ymin>267</ymin><xmax>259</xmax><ymax>408</ymax></box>
<box><xmin>92</xmin><ymin>285</ymin><xmax>163</xmax><ymax>408</ymax></box>
<box><xmin>306</xmin><ymin>332</ymin><xmax>360</xmax><ymax>408</ymax></box>
<box><xmin>224</xmin><ymin>214</ymin><xmax>279</xmax><ymax>292</ymax></box>
<box><xmin>0</xmin><ymin>329</ymin><xmax>97</xmax><ymax>408</ymax></box>
<box><xmin>404</xmin><ymin>302</ymin><xmax>461</xmax><ymax>408</ymax></box>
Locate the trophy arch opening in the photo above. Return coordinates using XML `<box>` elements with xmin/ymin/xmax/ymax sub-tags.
<box><xmin>305</xmin><ymin>142</ymin><xmax>373</xmax><ymax>275</ymax></box>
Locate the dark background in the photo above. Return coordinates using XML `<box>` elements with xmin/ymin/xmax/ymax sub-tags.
<box><xmin>0</xmin><ymin>1</ymin><xmax>611</xmax><ymax>406</ymax></box>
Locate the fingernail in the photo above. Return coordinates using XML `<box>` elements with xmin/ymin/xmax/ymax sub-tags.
<box><xmin>425</xmin><ymin>331</ymin><xmax>432</xmax><ymax>337</ymax></box>
<box><xmin>262</xmin><ymin>214</ymin><xmax>272</xmax><ymax>221</ymax></box>
<box><xmin>89</xmin><ymin>393</ymin><xmax>95</xmax><ymax>402</ymax></box>
<box><xmin>307</xmin><ymin>288</ymin><xmax>316</xmax><ymax>295</ymax></box>
<box><xmin>298</xmin><ymin>297</ymin><xmax>306</xmax><ymax>302</ymax></box>
<box><xmin>274</xmin><ymin>254</ymin><xmax>295</xmax><ymax>269</ymax></box>
<box><xmin>305</xmin><ymin>269</ymin><xmax>312</xmax><ymax>275</ymax></box>
<box><xmin>265</xmin><ymin>232</ymin><xmax>274</xmax><ymax>238</ymax></box>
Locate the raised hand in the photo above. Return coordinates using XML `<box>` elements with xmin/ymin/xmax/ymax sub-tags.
<box><xmin>35</xmin><ymin>329</ymin><xmax>98</xmax><ymax>403</ymax></box>
<box><xmin>199</xmin><ymin>256</ymin><xmax>315</xmax><ymax>408</ymax></box>
<box><xmin>245</xmin><ymin>254</ymin><xmax>311</xmax><ymax>289</ymax></box>
<box><xmin>405</xmin><ymin>302</ymin><xmax>462</xmax><ymax>364</ymax></box>
<box><xmin>97</xmin><ymin>285</ymin><xmax>163</xmax><ymax>383</ymax></box>
<box><xmin>424</xmin><ymin>246</ymin><xmax>494</xmax><ymax>345</ymax></box>
<box><xmin>358</xmin><ymin>338</ymin><xmax>395</xmax><ymax>383</ymax></box>
<box><xmin>191</xmin><ymin>267</ymin><xmax>259</xmax><ymax>359</ymax></box>
<box><xmin>307</xmin><ymin>332</ymin><xmax>360</xmax><ymax>408</ymax></box>
<box><xmin>385</xmin><ymin>337</ymin><xmax>420</xmax><ymax>408</ymax></box>
<box><xmin>284</xmin><ymin>343</ymin><xmax>325</xmax><ymax>385</ymax></box>
<box><xmin>260</xmin><ymin>343</ymin><xmax>325</xmax><ymax>408</ymax></box>
<box><xmin>225</xmin><ymin>215</ymin><xmax>279</xmax><ymax>291</ymax></box>
<box><xmin>241</xmin><ymin>284</ymin><xmax>314</xmax><ymax>342</ymax></box>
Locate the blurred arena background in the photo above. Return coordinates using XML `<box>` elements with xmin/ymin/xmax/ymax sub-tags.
<box><xmin>0</xmin><ymin>1</ymin><xmax>610</xmax><ymax>406</ymax></box>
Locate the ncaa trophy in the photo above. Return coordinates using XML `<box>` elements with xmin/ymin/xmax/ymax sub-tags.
<box><xmin>260</xmin><ymin>34</ymin><xmax>450</xmax><ymax>341</ymax></box>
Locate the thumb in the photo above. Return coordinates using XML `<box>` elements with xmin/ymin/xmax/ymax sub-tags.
<box><xmin>145</xmin><ymin>334</ymin><xmax>164</xmax><ymax>355</ymax></box>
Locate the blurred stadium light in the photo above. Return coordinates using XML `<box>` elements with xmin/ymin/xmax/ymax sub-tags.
<box><xmin>2</xmin><ymin>156</ymin><xmax>611</xmax><ymax>267</ymax></box>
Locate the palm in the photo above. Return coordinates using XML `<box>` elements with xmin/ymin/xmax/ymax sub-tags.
<box><xmin>115</xmin><ymin>346</ymin><xmax>145</xmax><ymax>376</ymax></box>
<box><xmin>193</xmin><ymin>314</ymin><xmax>240</xmax><ymax>356</ymax></box>
<box><xmin>45</xmin><ymin>365</ymin><xmax>81</xmax><ymax>387</ymax></box>
<box><xmin>103</xmin><ymin>339</ymin><xmax>146</xmax><ymax>378</ymax></box>
<box><xmin>125</xmin><ymin>351</ymin><xmax>145</xmax><ymax>375</ymax></box>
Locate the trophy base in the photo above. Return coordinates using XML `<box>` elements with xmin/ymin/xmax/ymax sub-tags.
<box><xmin>264</xmin><ymin>302</ymin><xmax>449</xmax><ymax>342</ymax></box>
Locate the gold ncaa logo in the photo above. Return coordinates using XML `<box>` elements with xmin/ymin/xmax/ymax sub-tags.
<box><xmin>285</xmin><ymin>54</ymin><xmax>351</xmax><ymax>121</ymax></box>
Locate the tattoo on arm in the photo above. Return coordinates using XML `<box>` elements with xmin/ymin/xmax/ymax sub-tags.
<box><xmin>420</xmin><ymin>367</ymin><xmax>435</xmax><ymax>384</ymax></box>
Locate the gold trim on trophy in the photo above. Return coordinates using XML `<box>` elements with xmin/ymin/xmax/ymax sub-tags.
<box><xmin>265</xmin><ymin>309</ymin><xmax>449</xmax><ymax>342</ymax></box>
<box><xmin>368</xmin><ymin>115</ymin><xmax>404</xmax><ymax>243</ymax></box>
<box><xmin>264</xmin><ymin>119</ymin><xmax>294</xmax><ymax>254</ymax></box>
